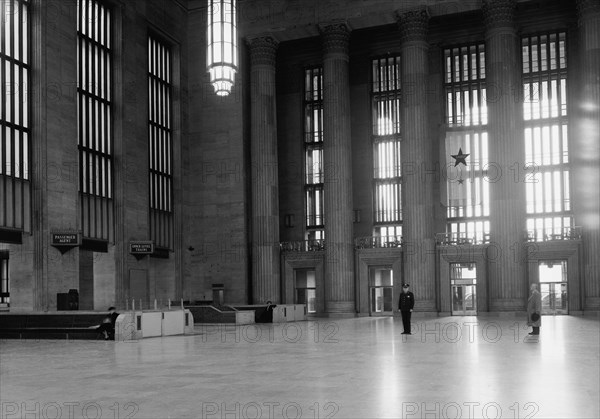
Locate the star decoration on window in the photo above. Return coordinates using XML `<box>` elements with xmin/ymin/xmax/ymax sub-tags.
<box><xmin>451</xmin><ymin>148</ymin><xmax>470</xmax><ymax>167</ymax></box>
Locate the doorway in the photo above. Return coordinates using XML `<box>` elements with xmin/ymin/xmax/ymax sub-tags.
<box><xmin>539</xmin><ymin>260</ymin><xmax>568</xmax><ymax>315</ymax></box>
<box><xmin>450</xmin><ymin>262</ymin><xmax>477</xmax><ymax>315</ymax></box>
<box><xmin>295</xmin><ymin>269</ymin><xmax>316</xmax><ymax>313</ymax></box>
<box><xmin>0</xmin><ymin>251</ymin><xmax>9</xmax><ymax>309</ymax></box>
<box><xmin>369</xmin><ymin>266</ymin><xmax>393</xmax><ymax>315</ymax></box>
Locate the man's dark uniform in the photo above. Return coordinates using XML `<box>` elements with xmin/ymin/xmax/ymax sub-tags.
<box><xmin>398</xmin><ymin>286</ymin><xmax>415</xmax><ymax>334</ymax></box>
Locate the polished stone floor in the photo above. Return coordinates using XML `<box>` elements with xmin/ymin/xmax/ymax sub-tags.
<box><xmin>1</xmin><ymin>315</ymin><xmax>599</xmax><ymax>419</ymax></box>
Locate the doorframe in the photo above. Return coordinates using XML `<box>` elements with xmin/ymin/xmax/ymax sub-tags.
<box><xmin>368</xmin><ymin>266</ymin><xmax>394</xmax><ymax>316</ymax></box>
<box><xmin>355</xmin><ymin>248</ymin><xmax>402</xmax><ymax>317</ymax></box>
<box><xmin>293</xmin><ymin>267</ymin><xmax>318</xmax><ymax>314</ymax></box>
<box><xmin>281</xmin><ymin>253</ymin><xmax>325</xmax><ymax>315</ymax></box>
<box><xmin>439</xmin><ymin>245</ymin><xmax>488</xmax><ymax>314</ymax></box>
<box><xmin>527</xmin><ymin>242</ymin><xmax>581</xmax><ymax>314</ymax></box>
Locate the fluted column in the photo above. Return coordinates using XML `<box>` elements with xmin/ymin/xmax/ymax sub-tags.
<box><xmin>29</xmin><ymin>1</ymin><xmax>80</xmax><ymax>311</ymax></box>
<box><xmin>249</xmin><ymin>36</ymin><xmax>280</xmax><ymax>303</ymax></box>
<box><xmin>320</xmin><ymin>23</ymin><xmax>355</xmax><ymax>314</ymax></box>
<box><xmin>575</xmin><ymin>0</ymin><xmax>600</xmax><ymax>310</ymax></box>
<box><xmin>483</xmin><ymin>0</ymin><xmax>527</xmax><ymax>311</ymax></box>
<box><xmin>398</xmin><ymin>8</ymin><xmax>436</xmax><ymax>311</ymax></box>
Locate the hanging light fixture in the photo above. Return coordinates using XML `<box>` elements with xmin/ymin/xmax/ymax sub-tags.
<box><xmin>207</xmin><ymin>0</ymin><xmax>238</xmax><ymax>96</ymax></box>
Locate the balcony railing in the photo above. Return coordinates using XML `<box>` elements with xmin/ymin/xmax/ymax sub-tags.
<box><xmin>354</xmin><ymin>235</ymin><xmax>402</xmax><ymax>249</ymax></box>
<box><xmin>280</xmin><ymin>240</ymin><xmax>325</xmax><ymax>252</ymax></box>
<box><xmin>526</xmin><ymin>226</ymin><xmax>582</xmax><ymax>242</ymax></box>
<box><xmin>435</xmin><ymin>232</ymin><xmax>491</xmax><ymax>246</ymax></box>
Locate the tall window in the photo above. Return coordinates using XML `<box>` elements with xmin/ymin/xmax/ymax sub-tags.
<box><xmin>372</xmin><ymin>56</ymin><xmax>402</xmax><ymax>240</ymax></box>
<box><xmin>77</xmin><ymin>0</ymin><xmax>113</xmax><ymax>242</ymax></box>
<box><xmin>444</xmin><ymin>44</ymin><xmax>490</xmax><ymax>244</ymax></box>
<box><xmin>522</xmin><ymin>32</ymin><xmax>571</xmax><ymax>241</ymax></box>
<box><xmin>148</xmin><ymin>36</ymin><xmax>173</xmax><ymax>250</ymax></box>
<box><xmin>1</xmin><ymin>0</ymin><xmax>31</xmax><ymax>233</ymax></box>
<box><xmin>304</xmin><ymin>67</ymin><xmax>324</xmax><ymax>241</ymax></box>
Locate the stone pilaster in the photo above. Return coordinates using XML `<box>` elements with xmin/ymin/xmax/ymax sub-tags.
<box><xmin>483</xmin><ymin>0</ymin><xmax>527</xmax><ymax>310</ymax></box>
<box><xmin>248</xmin><ymin>36</ymin><xmax>281</xmax><ymax>303</ymax></box>
<box><xmin>397</xmin><ymin>8</ymin><xmax>436</xmax><ymax>311</ymax></box>
<box><xmin>575</xmin><ymin>0</ymin><xmax>600</xmax><ymax>310</ymax></box>
<box><xmin>29</xmin><ymin>0</ymin><xmax>80</xmax><ymax>311</ymax></box>
<box><xmin>320</xmin><ymin>23</ymin><xmax>355</xmax><ymax>314</ymax></box>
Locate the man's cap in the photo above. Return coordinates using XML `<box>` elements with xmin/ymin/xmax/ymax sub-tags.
<box><xmin>108</xmin><ymin>306</ymin><xmax>116</xmax><ymax>311</ymax></box>
<box><xmin>402</xmin><ymin>283</ymin><xmax>410</xmax><ymax>287</ymax></box>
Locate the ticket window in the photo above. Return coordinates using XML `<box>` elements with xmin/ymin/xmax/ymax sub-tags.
<box><xmin>295</xmin><ymin>269</ymin><xmax>316</xmax><ymax>313</ymax></box>
<box><xmin>369</xmin><ymin>267</ymin><xmax>393</xmax><ymax>315</ymax></box>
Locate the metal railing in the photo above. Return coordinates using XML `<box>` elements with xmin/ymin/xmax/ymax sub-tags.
<box><xmin>354</xmin><ymin>235</ymin><xmax>402</xmax><ymax>249</ymax></box>
<box><xmin>435</xmin><ymin>232</ymin><xmax>491</xmax><ymax>246</ymax></box>
<box><xmin>526</xmin><ymin>226</ymin><xmax>582</xmax><ymax>242</ymax></box>
<box><xmin>435</xmin><ymin>226</ymin><xmax>583</xmax><ymax>245</ymax></box>
<box><xmin>280</xmin><ymin>239</ymin><xmax>325</xmax><ymax>252</ymax></box>
<box><xmin>122</xmin><ymin>298</ymin><xmax>186</xmax><ymax>311</ymax></box>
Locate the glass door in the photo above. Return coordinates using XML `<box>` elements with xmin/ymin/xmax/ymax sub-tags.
<box><xmin>450</xmin><ymin>262</ymin><xmax>477</xmax><ymax>315</ymax></box>
<box><xmin>369</xmin><ymin>267</ymin><xmax>393</xmax><ymax>315</ymax></box>
<box><xmin>539</xmin><ymin>261</ymin><xmax>568</xmax><ymax>315</ymax></box>
<box><xmin>295</xmin><ymin>269</ymin><xmax>317</xmax><ymax>313</ymax></box>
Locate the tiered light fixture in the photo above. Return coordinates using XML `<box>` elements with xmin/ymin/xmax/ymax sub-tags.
<box><xmin>207</xmin><ymin>0</ymin><xmax>238</xmax><ymax>96</ymax></box>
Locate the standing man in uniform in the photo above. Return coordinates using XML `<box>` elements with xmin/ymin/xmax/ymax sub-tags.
<box><xmin>398</xmin><ymin>283</ymin><xmax>415</xmax><ymax>335</ymax></box>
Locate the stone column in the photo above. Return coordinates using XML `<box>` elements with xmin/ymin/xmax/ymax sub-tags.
<box><xmin>398</xmin><ymin>8</ymin><xmax>436</xmax><ymax>311</ymax></box>
<box><xmin>248</xmin><ymin>36</ymin><xmax>281</xmax><ymax>304</ymax></box>
<box><xmin>29</xmin><ymin>0</ymin><xmax>80</xmax><ymax>311</ymax></box>
<box><xmin>320</xmin><ymin>23</ymin><xmax>355</xmax><ymax>314</ymax></box>
<box><xmin>483</xmin><ymin>0</ymin><xmax>527</xmax><ymax>311</ymax></box>
<box><xmin>575</xmin><ymin>0</ymin><xmax>600</xmax><ymax>310</ymax></box>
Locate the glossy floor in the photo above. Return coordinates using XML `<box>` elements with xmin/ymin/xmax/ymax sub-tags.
<box><xmin>1</xmin><ymin>315</ymin><xmax>599</xmax><ymax>419</ymax></box>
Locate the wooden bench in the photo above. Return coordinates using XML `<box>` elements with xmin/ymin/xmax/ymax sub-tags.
<box><xmin>0</xmin><ymin>313</ymin><xmax>109</xmax><ymax>340</ymax></box>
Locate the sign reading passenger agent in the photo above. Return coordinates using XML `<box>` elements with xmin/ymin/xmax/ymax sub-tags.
<box><xmin>50</xmin><ymin>231</ymin><xmax>81</xmax><ymax>254</ymax></box>
<box><xmin>51</xmin><ymin>232</ymin><xmax>80</xmax><ymax>246</ymax></box>
<box><xmin>129</xmin><ymin>241</ymin><xmax>155</xmax><ymax>255</ymax></box>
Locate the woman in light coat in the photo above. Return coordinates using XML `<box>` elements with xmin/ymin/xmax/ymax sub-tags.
<box><xmin>527</xmin><ymin>283</ymin><xmax>542</xmax><ymax>335</ymax></box>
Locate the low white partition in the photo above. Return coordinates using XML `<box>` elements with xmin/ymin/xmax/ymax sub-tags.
<box><xmin>162</xmin><ymin>310</ymin><xmax>184</xmax><ymax>336</ymax></box>
<box><xmin>235</xmin><ymin>310</ymin><xmax>255</xmax><ymax>325</ymax></box>
<box><xmin>115</xmin><ymin>309</ymin><xmax>194</xmax><ymax>341</ymax></box>
<box><xmin>182</xmin><ymin>310</ymin><xmax>194</xmax><ymax>334</ymax></box>
<box><xmin>115</xmin><ymin>312</ymin><xmax>142</xmax><ymax>341</ymax></box>
<box><xmin>293</xmin><ymin>304</ymin><xmax>306</xmax><ymax>321</ymax></box>
<box><xmin>272</xmin><ymin>305</ymin><xmax>287</xmax><ymax>323</ymax></box>
<box><xmin>142</xmin><ymin>311</ymin><xmax>163</xmax><ymax>337</ymax></box>
<box><xmin>271</xmin><ymin>304</ymin><xmax>306</xmax><ymax>323</ymax></box>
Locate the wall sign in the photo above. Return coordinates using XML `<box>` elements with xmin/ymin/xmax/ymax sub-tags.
<box><xmin>52</xmin><ymin>233</ymin><xmax>80</xmax><ymax>246</ymax></box>
<box><xmin>51</xmin><ymin>232</ymin><xmax>80</xmax><ymax>253</ymax></box>
<box><xmin>129</xmin><ymin>241</ymin><xmax>154</xmax><ymax>257</ymax></box>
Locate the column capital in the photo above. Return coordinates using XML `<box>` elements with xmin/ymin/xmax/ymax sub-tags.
<box><xmin>482</xmin><ymin>0</ymin><xmax>517</xmax><ymax>32</ymax></box>
<box><xmin>319</xmin><ymin>21</ymin><xmax>351</xmax><ymax>57</ymax></box>
<box><xmin>396</xmin><ymin>7</ymin><xmax>429</xmax><ymax>44</ymax></box>
<box><xmin>247</xmin><ymin>36</ymin><xmax>279</xmax><ymax>67</ymax></box>
<box><xmin>576</xmin><ymin>0</ymin><xmax>600</xmax><ymax>26</ymax></box>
